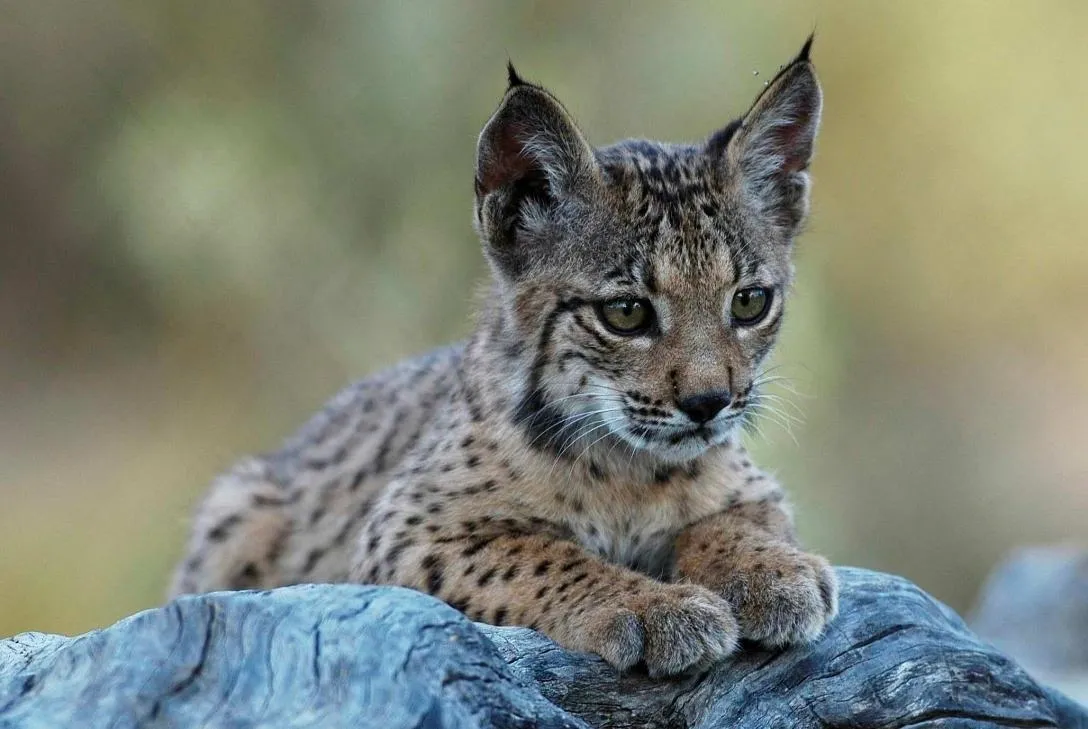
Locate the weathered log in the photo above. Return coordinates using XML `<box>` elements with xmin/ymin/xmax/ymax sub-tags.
<box><xmin>1</xmin><ymin>568</ymin><xmax>1084</xmax><ymax>728</ymax></box>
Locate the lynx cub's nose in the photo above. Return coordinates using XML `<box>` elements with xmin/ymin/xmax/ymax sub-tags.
<box><xmin>677</xmin><ymin>390</ymin><xmax>732</xmax><ymax>423</ymax></box>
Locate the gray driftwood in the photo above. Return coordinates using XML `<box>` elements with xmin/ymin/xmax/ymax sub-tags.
<box><xmin>1</xmin><ymin>568</ymin><xmax>1085</xmax><ymax>728</ymax></box>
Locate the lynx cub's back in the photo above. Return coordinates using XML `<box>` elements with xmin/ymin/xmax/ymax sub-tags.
<box><xmin>172</xmin><ymin>38</ymin><xmax>837</xmax><ymax>677</ymax></box>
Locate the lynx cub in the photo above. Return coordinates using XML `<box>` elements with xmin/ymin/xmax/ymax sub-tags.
<box><xmin>171</xmin><ymin>38</ymin><xmax>837</xmax><ymax>677</ymax></box>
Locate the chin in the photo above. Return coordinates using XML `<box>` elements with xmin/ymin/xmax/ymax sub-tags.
<box><xmin>618</xmin><ymin>422</ymin><xmax>735</xmax><ymax>465</ymax></box>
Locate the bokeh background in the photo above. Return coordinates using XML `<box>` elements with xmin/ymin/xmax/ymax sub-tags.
<box><xmin>2</xmin><ymin>0</ymin><xmax>1086</xmax><ymax>637</ymax></box>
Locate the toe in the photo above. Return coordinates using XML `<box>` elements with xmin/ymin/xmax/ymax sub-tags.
<box><xmin>643</xmin><ymin>592</ymin><xmax>738</xmax><ymax>677</ymax></box>
<box><xmin>593</xmin><ymin>609</ymin><xmax>645</xmax><ymax>671</ymax></box>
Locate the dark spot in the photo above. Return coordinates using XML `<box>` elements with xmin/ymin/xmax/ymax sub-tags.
<box><xmin>266</xmin><ymin>532</ymin><xmax>287</xmax><ymax>563</ymax></box>
<box><xmin>349</xmin><ymin>469</ymin><xmax>369</xmax><ymax>491</ymax></box>
<box><xmin>493</xmin><ymin>607</ymin><xmax>507</xmax><ymax>625</ymax></box>
<box><xmin>556</xmin><ymin>573</ymin><xmax>586</xmax><ymax>594</ymax></box>
<box><xmin>303</xmin><ymin>548</ymin><xmax>326</xmax><ymax>573</ymax></box>
<box><xmin>461</xmin><ymin>537</ymin><xmax>494</xmax><ymax>558</ymax></box>
<box><xmin>534</xmin><ymin>560</ymin><xmax>551</xmax><ymax>576</ymax></box>
<box><xmin>332</xmin><ymin>520</ymin><xmax>355</xmax><ymax>546</ymax></box>
<box><xmin>386</xmin><ymin>537</ymin><xmax>413</xmax><ymax>564</ymax></box>
<box><xmin>251</xmin><ymin>494</ymin><xmax>283</xmax><ymax>508</ymax></box>
<box><xmin>207</xmin><ymin>514</ymin><xmax>241</xmax><ymax>542</ymax></box>
<box><xmin>477</xmin><ymin>567</ymin><xmax>497</xmax><ymax>587</ymax></box>
<box><xmin>503</xmin><ymin>564</ymin><xmax>519</xmax><ymax>581</ymax></box>
<box><xmin>427</xmin><ymin>567</ymin><xmax>445</xmax><ymax>594</ymax></box>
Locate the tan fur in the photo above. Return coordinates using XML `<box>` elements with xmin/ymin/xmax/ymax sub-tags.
<box><xmin>171</xmin><ymin>40</ymin><xmax>837</xmax><ymax>677</ymax></box>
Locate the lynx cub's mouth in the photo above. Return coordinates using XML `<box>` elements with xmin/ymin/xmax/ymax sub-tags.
<box><xmin>556</xmin><ymin>374</ymin><xmax>755</xmax><ymax>465</ymax></box>
<box><xmin>616</xmin><ymin>406</ymin><xmax>743</xmax><ymax>463</ymax></box>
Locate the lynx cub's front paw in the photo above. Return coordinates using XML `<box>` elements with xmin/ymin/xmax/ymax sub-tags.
<box><xmin>580</xmin><ymin>583</ymin><xmax>739</xmax><ymax>677</ymax></box>
<box><xmin>722</xmin><ymin>546</ymin><xmax>838</xmax><ymax>648</ymax></box>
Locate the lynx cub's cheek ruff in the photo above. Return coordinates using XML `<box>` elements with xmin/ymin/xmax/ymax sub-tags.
<box><xmin>171</xmin><ymin>37</ymin><xmax>837</xmax><ymax>677</ymax></box>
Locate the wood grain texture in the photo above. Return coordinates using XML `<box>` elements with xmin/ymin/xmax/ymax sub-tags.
<box><xmin>1</xmin><ymin>568</ymin><xmax>1085</xmax><ymax>728</ymax></box>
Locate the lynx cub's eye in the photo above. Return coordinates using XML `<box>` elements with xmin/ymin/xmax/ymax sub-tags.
<box><xmin>597</xmin><ymin>298</ymin><xmax>654</xmax><ymax>335</ymax></box>
<box><xmin>731</xmin><ymin>287</ymin><xmax>772</xmax><ymax>325</ymax></box>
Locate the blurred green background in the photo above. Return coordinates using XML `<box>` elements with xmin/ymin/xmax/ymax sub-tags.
<box><xmin>2</xmin><ymin>0</ymin><xmax>1086</xmax><ymax>638</ymax></box>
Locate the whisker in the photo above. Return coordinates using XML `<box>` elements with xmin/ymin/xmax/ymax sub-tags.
<box><xmin>567</xmin><ymin>415</ymin><xmax>625</xmax><ymax>482</ymax></box>
<box><xmin>742</xmin><ymin>412</ymin><xmax>771</xmax><ymax>443</ymax></box>
<box><xmin>545</xmin><ymin>421</ymin><xmax>603</xmax><ymax>486</ymax></box>
<box><xmin>752</xmin><ymin>378</ymin><xmax>809</xmax><ymax>399</ymax></box>
<box><xmin>752</xmin><ymin>390</ymin><xmax>805</xmax><ymax>414</ymax></box>
<box><xmin>745</xmin><ymin>403</ymin><xmax>799</xmax><ymax>446</ymax></box>
<box><xmin>749</xmin><ymin>396</ymin><xmax>804</xmax><ymax>424</ymax></box>
<box><xmin>524</xmin><ymin>405</ymin><xmax>626</xmax><ymax>451</ymax></box>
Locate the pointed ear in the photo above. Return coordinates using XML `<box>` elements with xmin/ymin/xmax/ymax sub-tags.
<box><xmin>711</xmin><ymin>36</ymin><xmax>822</xmax><ymax>234</ymax></box>
<box><xmin>474</xmin><ymin>66</ymin><xmax>598</xmax><ymax>258</ymax></box>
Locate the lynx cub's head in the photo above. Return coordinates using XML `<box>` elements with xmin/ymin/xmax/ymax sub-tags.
<box><xmin>474</xmin><ymin>39</ymin><xmax>821</xmax><ymax>465</ymax></box>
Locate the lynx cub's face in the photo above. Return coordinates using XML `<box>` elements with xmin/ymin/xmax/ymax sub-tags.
<box><xmin>475</xmin><ymin>45</ymin><xmax>820</xmax><ymax>464</ymax></box>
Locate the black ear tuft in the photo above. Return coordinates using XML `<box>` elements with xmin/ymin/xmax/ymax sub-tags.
<box><xmin>507</xmin><ymin>61</ymin><xmax>526</xmax><ymax>89</ymax></box>
<box><xmin>796</xmin><ymin>32</ymin><xmax>815</xmax><ymax>64</ymax></box>
<box><xmin>714</xmin><ymin>39</ymin><xmax>823</xmax><ymax>234</ymax></box>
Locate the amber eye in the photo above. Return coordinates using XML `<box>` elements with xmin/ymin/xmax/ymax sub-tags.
<box><xmin>730</xmin><ymin>287</ymin><xmax>772</xmax><ymax>325</ymax></box>
<box><xmin>596</xmin><ymin>298</ymin><xmax>654</xmax><ymax>335</ymax></box>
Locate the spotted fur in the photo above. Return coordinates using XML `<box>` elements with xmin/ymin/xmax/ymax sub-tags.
<box><xmin>171</xmin><ymin>37</ymin><xmax>837</xmax><ymax>677</ymax></box>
